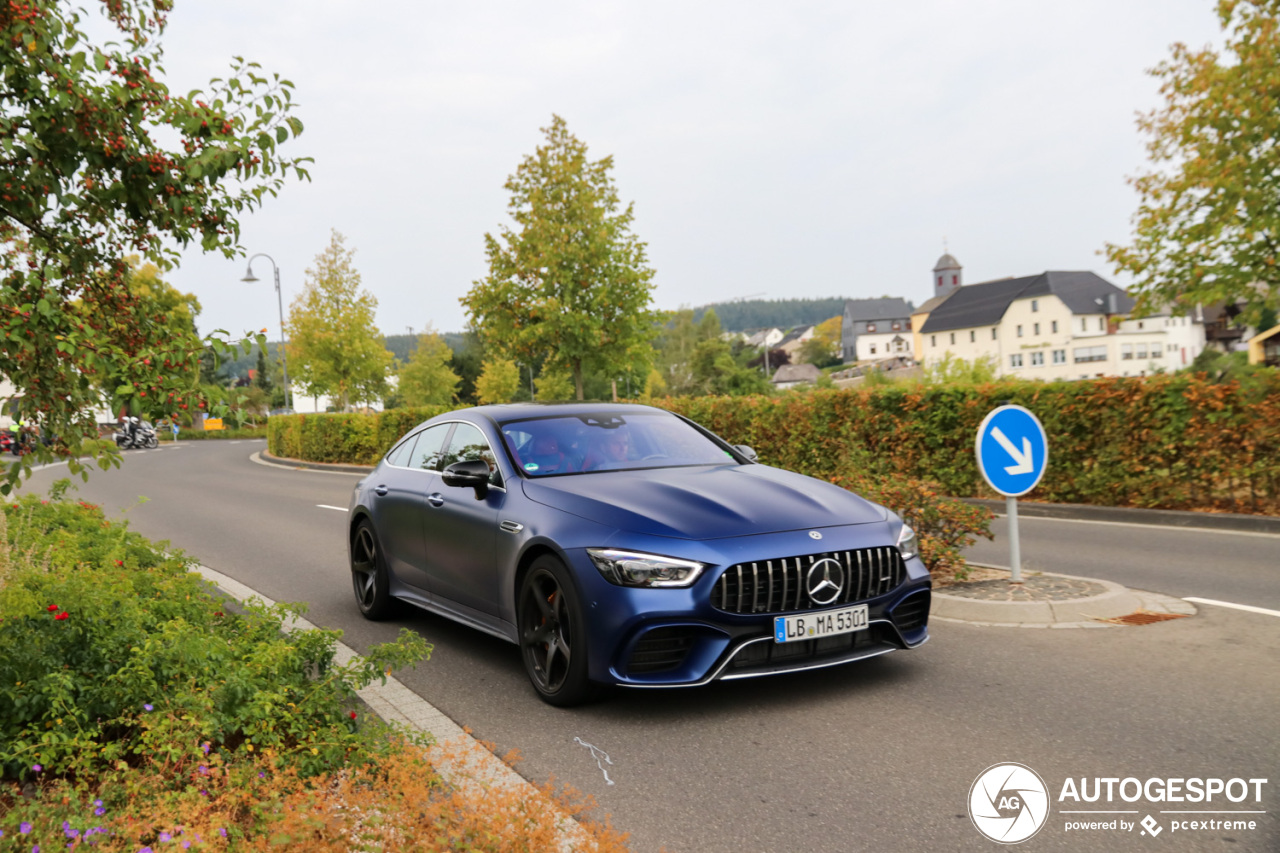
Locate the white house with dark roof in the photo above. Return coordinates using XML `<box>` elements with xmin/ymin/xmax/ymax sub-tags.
<box><xmin>918</xmin><ymin>270</ymin><xmax>1207</xmax><ymax>379</ymax></box>
<box><xmin>841</xmin><ymin>297</ymin><xmax>916</xmax><ymax>363</ymax></box>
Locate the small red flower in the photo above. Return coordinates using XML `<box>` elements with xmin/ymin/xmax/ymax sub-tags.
<box><xmin>114</xmin><ymin>560</ymin><xmax>123</xmax><ymax>566</ymax></box>
<box><xmin>349</xmin><ymin>712</ymin><xmax>357</xmax><ymax>720</ymax></box>
<box><xmin>55</xmin><ymin>612</ymin><xmax>69</xmax><ymax>621</ymax></box>
<box><xmin>47</xmin><ymin>604</ymin><xmax>59</xmax><ymax>612</ymax></box>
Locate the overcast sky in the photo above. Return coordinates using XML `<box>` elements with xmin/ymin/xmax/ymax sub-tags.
<box><xmin>151</xmin><ymin>0</ymin><xmax>1223</xmax><ymax>339</ymax></box>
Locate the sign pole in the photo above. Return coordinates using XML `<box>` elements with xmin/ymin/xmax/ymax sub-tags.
<box><xmin>975</xmin><ymin>405</ymin><xmax>1047</xmax><ymax>587</ymax></box>
<box><xmin>1006</xmin><ymin>495</ymin><xmax>1021</xmax><ymax>583</ymax></box>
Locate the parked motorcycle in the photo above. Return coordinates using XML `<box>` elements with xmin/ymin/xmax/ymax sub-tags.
<box><xmin>114</xmin><ymin>418</ymin><xmax>159</xmax><ymax>450</ymax></box>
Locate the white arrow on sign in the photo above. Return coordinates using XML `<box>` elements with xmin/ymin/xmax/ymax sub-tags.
<box><xmin>991</xmin><ymin>427</ymin><xmax>1034</xmax><ymax>475</ymax></box>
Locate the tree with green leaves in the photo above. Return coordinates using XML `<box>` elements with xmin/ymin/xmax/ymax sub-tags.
<box><xmin>285</xmin><ymin>231</ymin><xmax>392</xmax><ymax>411</ymax></box>
<box><xmin>462</xmin><ymin>115</ymin><xmax>658</xmax><ymax>400</ymax></box>
<box><xmin>0</xmin><ymin>0</ymin><xmax>307</xmax><ymax>493</ymax></box>
<box><xmin>396</xmin><ymin>329</ymin><xmax>460</xmax><ymax>407</ymax></box>
<box><xmin>534</xmin><ymin>368</ymin><xmax>574</xmax><ymax>402</ymax></box>
<box><xmin>474</xmin><ymin>358</ymin><xmax>519</xmax><ymax>405</ymax></box>
<box><xmin>1106</xmin><ymin>0</ymin><xmax>1280</xmax><ymax>325</ymax></box>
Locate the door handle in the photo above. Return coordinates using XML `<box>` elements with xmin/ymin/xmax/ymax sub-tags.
<box><xmin>427</xmin><ymin>493</ymin><xmax>444</xmax><ymax>507</ymax></box>
<box><xmin>374</xmin><ymin>485</ymin><xmax>388</xmax><ymax>496</ymax></box>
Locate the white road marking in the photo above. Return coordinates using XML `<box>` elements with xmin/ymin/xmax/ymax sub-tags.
<box><xmin>317</xmin><ymin>504</ymin><xmax>347</xmax><ymax>512</ymax></box>
<box><xmin>989</xmin><ymin>513</ymin><xmax>1280</xmax><ymax>539</ymax></box>
<box><xmin>1182</xmin><ymin>597</ymin><xmax>1280</xmax><ymax>619</ymax></box>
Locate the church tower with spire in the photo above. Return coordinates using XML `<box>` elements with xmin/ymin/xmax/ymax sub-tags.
<box><xmin>932</xmin><ymin>249</ymin><xmax>962</xmax><ymax>298</ymax></box>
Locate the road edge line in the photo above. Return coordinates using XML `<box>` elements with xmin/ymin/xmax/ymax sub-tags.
<box><xmin>1183</xmin><ymin>597</ymin><xmax>1280</xmax><ymax>618</ymax></box>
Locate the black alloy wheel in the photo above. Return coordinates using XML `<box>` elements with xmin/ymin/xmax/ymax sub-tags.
<box><xmin>351</xmin><ymin>520</ymin><xmax>394</xmax><ymax>620</ymax></box>
<box><xmin>517</xmin><ymin>555</ymin><xmax>597</xmax><ymax>706</ymax></box>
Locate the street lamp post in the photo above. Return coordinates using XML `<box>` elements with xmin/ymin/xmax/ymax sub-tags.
<box><xmin>241</xmin><ymin>254</ymin><xmax>292</xmax><ymax>411</ymax></box>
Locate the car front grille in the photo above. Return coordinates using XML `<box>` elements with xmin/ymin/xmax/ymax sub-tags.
<box><xmin>711</xmin><ymin>546</ymin><xmax>905</xmax><ymax>614</ymax></box>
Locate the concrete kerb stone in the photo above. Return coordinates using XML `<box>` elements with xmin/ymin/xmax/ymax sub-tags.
<box><xmin>193</xmin><ymin>565</ymin><xmax>594</xmax><ymax>852</ymax></box>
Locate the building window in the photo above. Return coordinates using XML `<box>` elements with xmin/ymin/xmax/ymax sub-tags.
<box><xmin>950</xmin><ymin>333</ymin><xmax>956</xmax><ymax>345</ymax></box>
<box><xmin>937</xmin><ymin>276</ymin><xmax>943</xmax><ymax>287</ymax></box>
<box><xmin>1074</xmin><ymin>345</ymin><xmax>1107</xmax><ymax>363</ymax></box>
<box><xmin>992</xmin><ymin>328</ymin><xmax>997</xmax><ymax>340</ymax></box>
<box><xmin>1136</xmin><ymin>344</ymin><xmax>1148</xmax><ymax>359</ymax></box>
<box><xmin>905</xmin><ymin>320</ymin><xmax>912</xmax><ymax>331</ymax></box>
<box><xmin>1052</xmin><ymin>320</ymin><xmax>1058</xmax><ymax>333</ymax></box>
<box><xmin>1099</xmin><ymin>318</ymin><xmax>1105</xmax><ymax>331</ymax></box>
<box><xmin>1017</xmin><ymin>325</ymin><xmax>1023</xmax><ymax>337</ymax></box>
<box><xmin>1033</xmin><ymin>323</ymin><xmax>1040</xmax><ymax>335</ymax></box>
<box><xmin>1030</xmin><ymin>351</ymin><xmax>1044</xmax><ymax>366</ymax></box>
<box><xmin>1010</xmin><ymin>354</ymin><xmax>1024</xmax><ymax>368</ymax></box>
<box><xmin>931</xmin><ymin>335</ymin><xmax>936</xmax><ymax>347</ymax></box>
<box><xmin>952</xmin><ymin>275</ymin><xmax>958</xmax><ymax>285</ymax></box>
<box><xmin>1138</xmin><ymin>321</ymin><xmax>1144</xmax><ymax>330</ymax></box>
<box><xmin>1151</xmin><ymin>347</ymin><xmax>1163</xmax><ymax>359</ymax></box>
<box><xmin>1031</xmin><ymin>299</ymin><xmax>1039</xmax><ymax>312</ymax></box>
<box><xmin>969</xmin><ymin>330</ymin><xmax>976</xmax><ymax>342</ymax></box>
<box><xmin>892</xmin><ymin>322</ymin><xmax>901</xmax><ymax>331</ymax></box>
<box><xmin>867</xmin><ymin>323</ymin><xmax>876</xmax><ymax>333</ymax></box>
<box><xmin>1082</xmin><ymin>318</ymin><xmax>1088</xmax><ymax>332</ymax></box>
<box><xmin>869</xmin><ymin>344</ymin><xmax>877</xmax><ymax>354</ymax></box>
<box><xmin>1052</xmin><ymin>349</ymin><xmax>1066</xmax><ymax>364</ymax></box>
<box><xmin>1121</xmin><ymin>344</ymin><xmax>1133</xmax><ymax>360</ymax></box>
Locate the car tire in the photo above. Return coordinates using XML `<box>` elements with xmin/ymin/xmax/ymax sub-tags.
<box><xmin>350</xmin><ymin>520</ymin><xmax>395</xmax><ymax>620</ymax></box>
<box><xmin>517</xmin><ymin>555</ymin><xmax>599</xmax><ymax>707</ymax></box>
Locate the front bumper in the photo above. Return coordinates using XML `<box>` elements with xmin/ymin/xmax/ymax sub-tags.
<box><xmin>563</xmin><ymin>529</ymin><xmax>933</xmax><ymax>688</ymax></box>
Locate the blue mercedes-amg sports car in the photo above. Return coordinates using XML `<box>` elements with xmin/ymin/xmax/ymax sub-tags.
<box><xmin>348</xmin><ymin>402</ymin><xmax>931</xmax><ymax>705</ymax></box>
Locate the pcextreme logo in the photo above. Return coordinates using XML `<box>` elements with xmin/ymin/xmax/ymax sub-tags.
<box><xmin>969</xmin><ymin>763</ymin><xmax>1051</xmax><ymax>844</ymax></box>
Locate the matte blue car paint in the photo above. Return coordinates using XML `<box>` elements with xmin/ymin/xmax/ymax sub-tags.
<box><xmin>349</xmin><ymin>402</ymin><xmax>931</xmax><ymax>689</ymax></box>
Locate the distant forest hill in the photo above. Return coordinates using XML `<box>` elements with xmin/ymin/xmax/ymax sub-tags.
<box><xmin>690</xmin><ymin>298</ymin><xmax>847</xmax><ymax>332</ymax></box>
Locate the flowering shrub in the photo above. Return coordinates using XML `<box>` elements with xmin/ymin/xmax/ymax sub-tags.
<box><xmin>0</xmin><ymin>496</ymin><xmax>429</xmax><ymax>783</ymax></box>
<box><xmin>0</xmin><ymin>496</ymin><xmax>631</xmax><ymax>851</ymax></box>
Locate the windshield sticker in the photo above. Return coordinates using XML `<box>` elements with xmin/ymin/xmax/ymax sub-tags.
<box><xmin>524</xmin><ymin>462</ymin><xmax>539</xmax><ymax>471</ymax></box>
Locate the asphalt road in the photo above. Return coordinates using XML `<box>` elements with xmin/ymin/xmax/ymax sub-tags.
<box><xmin>17</xmin><ymin>441</ymin><xmax>1280</xmax><ymax>853</ymax></box>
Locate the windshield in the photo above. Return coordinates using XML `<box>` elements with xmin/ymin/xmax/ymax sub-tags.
<box><xmin>498</xmin><ymin>411</ymin><xmax>739</xmax><ymax>477</ymax></box>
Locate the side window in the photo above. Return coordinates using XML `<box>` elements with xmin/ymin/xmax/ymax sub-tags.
<box><xmin>409</xmin><ymin>424</ymin><xmax>451</xmax><ymax>472</ymax></box>
<box><xmin>385</xmin><ymin>433</ymin><xmax>418</xmax><ymax>468</ymax></box>
<box><xmin>440</xmin><ymin>422</ymin><xmax>501</xmax><ymax>486</ymax></box>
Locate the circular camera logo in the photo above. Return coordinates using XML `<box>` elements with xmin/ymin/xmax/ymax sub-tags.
<box><xmin>968</xmin><ymin>763</ymin><xmax>1050</xmax><ymax>844</ymax></box>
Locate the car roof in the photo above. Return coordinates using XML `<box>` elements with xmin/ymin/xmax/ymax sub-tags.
<box><xmin>461</xmin><ymin>401</ymin><xmax>672</xmax><ymax>425</ymax></box>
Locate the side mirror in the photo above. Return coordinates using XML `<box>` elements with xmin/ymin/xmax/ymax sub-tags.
<box><xmin>442</xmin><ymin>459</ymin><xmax>491</xmax><ymax>498</ymax></box>
<box><xmin>732</xmin><ymin>444</ymin><xmax>758</xmax><ymax>463</ymax></box>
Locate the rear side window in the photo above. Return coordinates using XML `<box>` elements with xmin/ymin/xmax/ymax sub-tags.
<box><xmin>408</xmin><ymin>424</ymin><xmax>451</xmax><ymax>472</ymax></box>
<box><xmin>385</xmin><ymin>434</ymin><xmax>418</xmax><ymax>468</ymax></box>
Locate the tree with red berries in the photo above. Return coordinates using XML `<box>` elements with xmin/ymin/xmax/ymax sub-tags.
<box><xmin>0</xmin><ymin>0</ymin><xmax>309</xmax><ymax>493</ymax></box>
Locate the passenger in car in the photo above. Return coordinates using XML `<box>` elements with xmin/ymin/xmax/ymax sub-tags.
<box><xmin>582</xmin><ymin>428</ymin><xmax>632</xmax><ymax>471</ymax></box>
<box><xmin>526</xmin><ymin>435</ymin><xmax>568</xmax><ymax>474</ymax></box>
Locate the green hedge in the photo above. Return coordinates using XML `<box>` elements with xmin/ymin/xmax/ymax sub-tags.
<box><xmin>267</xmin><ymin>406</ymin><xmax>452</xmax><ymax>465</ymax></box>
<box><xmin>664</xmin><ymin>374</ymin><xmax>1280</xmax><ymax>514</ymax></box>
<box><xmin>262</xmin><ymin>375</ymin><xmax>1280</xmax><ymax>514</ymax></box>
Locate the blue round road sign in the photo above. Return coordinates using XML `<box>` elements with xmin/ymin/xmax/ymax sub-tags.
<box><xmin>975</xmin><ymin>405</ymin><xmax>1048</xmax><ymax>497</ymax></box>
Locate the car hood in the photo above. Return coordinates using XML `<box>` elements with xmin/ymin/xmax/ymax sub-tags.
<box><xmin>520</xmin><ymin>464</ymin><xmax>888</xmax><ymax>540</ymax></box>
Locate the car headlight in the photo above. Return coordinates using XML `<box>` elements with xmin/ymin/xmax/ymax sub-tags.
<box><xmin>586</xmin><ymin>549</ymin><xmax>707</xmax><ymax>588</ymax></box>
<box><xmin>897</xmin><ymin>524</ymin><xmax>920</xmax><ymax>561</ymax></box>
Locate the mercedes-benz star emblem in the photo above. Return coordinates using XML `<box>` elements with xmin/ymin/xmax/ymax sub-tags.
<box><xmin>806</xmin><ymin>558</ymin><xmax>845</xmax><ymax>605</ymax></box>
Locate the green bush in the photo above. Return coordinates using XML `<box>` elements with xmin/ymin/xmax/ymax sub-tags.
<box><xmin>267</xmin><ymin>406</ymin><xmax>452</xmax><ymax>465</ymax></box>
<box><xmin>0</xmin><ymin>495</ymin><xmax>430</xmax><ymax>784</ymax></box>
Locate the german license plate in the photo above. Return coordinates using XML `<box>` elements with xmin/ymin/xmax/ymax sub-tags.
<box><xmin>774</xmin><ymin>604</ymin><xmax>868</xmax><ymax>643</ymax></box>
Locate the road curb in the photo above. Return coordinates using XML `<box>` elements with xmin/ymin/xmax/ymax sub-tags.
<box><xmin>193</xmin><ymin>564</ymin><xmax>591</xmax><ymax>852</ymax></box>
<box><xmin>962</xmin><ymin>498</ymin><xmax>1280</xmax><ymax>535</ymax></box>
<box><xmin>932</xmin><ymin>568</ymin><xmax>1198</xmax><ymax>628</ymax></box>
<box><xmin>253</xmin><ymin>450</ymin><xmax>373</xmax><ymax>475</ymax></box>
